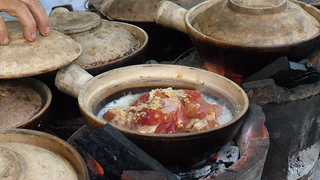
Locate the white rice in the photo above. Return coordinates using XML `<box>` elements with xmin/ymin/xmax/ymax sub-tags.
<box><xmin>97</xmin><ymin>92</ymin><xmax>233</xmax><ymax>126</ymax></box>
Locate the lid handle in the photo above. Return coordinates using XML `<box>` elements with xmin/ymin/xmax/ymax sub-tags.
<box><xmin>227</xmin><ymin>0</ymin><xmax>287</xmax><ymax>15</ymax></box>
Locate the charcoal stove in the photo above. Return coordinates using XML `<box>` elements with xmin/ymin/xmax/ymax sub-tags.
<box><xmin>172</xmin><ymin>45</ymin><xmax>320</xmax><ymax>179</ymax></box>
<box><xmin>65</xmin><ymin>104</ymin><xmax>268</xmax><ymax>180</ymax></box>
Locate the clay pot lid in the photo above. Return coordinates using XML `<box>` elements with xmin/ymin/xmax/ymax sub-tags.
<box><xmin>101</xmin><ymin>0</ymin><xmax>207</xmax><ymax>22</ymax></box>
<box><xmin>0</xmin><ymin>142</ymin><xmax>79</xmax><ymax>180</ymax></box>
<box><xmin>0</xmin><ymin>21</ymin><xmax>82</xmax><ymax>79</ymax></box>
<box><xmin>49</xmin><ymin>10</ymin><xmax>101</xmax><ymax>34</ymax></box>
<box><xmin>191</xmin><ymin>0</ymin><xmax>320</xmax><ymax>46</ymax></box>
<box><xmin>70</xmin><ymin>19</ymin><xmax>142</xmax><ymax>70</ymax></box>
<box><xmin>0</xmin><ymin>129</ymin><xmax>88</xmax><ymax>180</ymax></box>
<box><xmin>0</xmin><ymin>146</ymin><xmax>22</xmax><ymax>179</ymax></box>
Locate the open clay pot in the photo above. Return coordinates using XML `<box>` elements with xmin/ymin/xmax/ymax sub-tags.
<box><xmin>0</xmin><ymin>129</ymin><xmax>88</xmax><ymax>180</ymax></box>
<box><xmin>0</xmin><ymin>78</ymin><xmax>52</xmax><ymax>130</ymax></box>
<box><xmin>50</xmin><ymin>9</ymin><xmax>148</xmax><ymax>75</ymax></box>
<box><xmin>54</xmin><ymin>64</ymin><xmax>249</xmax><ymax>166</ymax></box>
<box><xmin>154</xmin><ymin>0</ymin><xmax>320</xmax><ymax>82</ymax></box>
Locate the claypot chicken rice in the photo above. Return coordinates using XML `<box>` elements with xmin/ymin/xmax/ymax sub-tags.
<box><xmin>98</xmin><ymin>88</ymin><xmax>233</xmax><ymax>134</ymax></box>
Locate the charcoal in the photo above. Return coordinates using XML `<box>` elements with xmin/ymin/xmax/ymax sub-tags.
<box><xmin>173</xmin><ymin>142</ymin><xmax>239</xmax><ymax>179</ymax></box>
<box><xmin>121</xmin><ymin>170</ymin><xmax>168</xmax><ymax>180</ymax></box>
<box><xmin>75</xmin><ymin>124</ymin><xmax>177</xmax><ymax>180</ymax></box>
<box><xmin>216</xmin><ymin>145</ymin><xmax>239</xmax><ymax>166</ymax></box>
<box><xmin>242</xmin><ymin>56</ymin><xmax>291</xmax><ymax>83</ymax></box>
<box><xmin>270</xmin><ymin>59</ymin><xmax>320</xmax><ymax>89</ymax></box>
<box><xmin>243</xmin><ymin>57</ymin><xmax>320</xmax><ymax>89</ymax></box>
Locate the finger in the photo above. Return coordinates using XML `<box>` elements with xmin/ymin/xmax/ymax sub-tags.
<box><xmin>0</xmin><ymin>14</ymin><xmax>9</xmax><ymax>45</ymax></box>
<box><xmin>19</xmin><ymin>0</ymin><xmax>50</xmax><ymax>36</ymax></box>
<box><xmin>0</xmin><ymin>0</ymin><xmax>38</xmax><ymax>41</ymax></box>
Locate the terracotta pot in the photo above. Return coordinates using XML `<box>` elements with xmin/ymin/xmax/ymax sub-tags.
<box><xmin>50</xmin><ymin>9</ymin><xmax>148</xmax><ymax>76</ymax></box>
<box><xmin>154</xmin><ymin>0</ymin><xmax>320</xmax><ymax>82</ymax></box>
<box><xmin>0</xmin><ymin>129</ymin><xmax>88</xmax><ymax>180</ymax></box>
<box><xmin>99</xmin><ymin>0</ymin><xmax>208</xmax><ymax>23</ymax></box>
<box><xmin>0</xmin><ymin>77</ymin><xmax>52</xmax><ymax>130</ymax></box>
<box><xmin>54</xmin><ymin>64</ymin><xmax>249</xmax><ymax>166</ymax></box>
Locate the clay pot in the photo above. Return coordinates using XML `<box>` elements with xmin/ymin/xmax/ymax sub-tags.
<box><xmin>0</xmin><ymin>128</ymin><xmax>88</xmax><ymax>179</ymax></box>
<box><xmin>54</xmin><ymin>64</ymin><xmax>249</xmax><ymax>166</ymax></box>
<box><xmin>49</xmin><ymin>9</ymin><xmax>148</xmax><ymax>75</ymax></box>
<box><xmin>100</xmin><ymin>0</ymin><xmax>208</xmax><ymax>23</ymax></box>
<box><xmin>0</xmin><ymin>78</ymin><xmax>52</xmax><ymax>130</ymax></box>
<box><xmin>154</xmin><ymin>0</ymin><xmax>320</xmax><ymax>82</ymax></box>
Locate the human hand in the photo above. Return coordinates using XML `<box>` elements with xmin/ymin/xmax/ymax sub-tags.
<box><xmin>0</xmin><ymin>0</ymin><xmax>50</xmax><ymax>45</ymax></box>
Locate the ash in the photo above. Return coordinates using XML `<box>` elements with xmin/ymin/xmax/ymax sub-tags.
<box><xmin>174</xmin><ymin>142</ymin><xmax>239</xmax><ymax>180</ymax></box>
<box><xmin>287</xmin><ymin>140</ymin><xmax>320</xmax><ymax>180</ymax></box>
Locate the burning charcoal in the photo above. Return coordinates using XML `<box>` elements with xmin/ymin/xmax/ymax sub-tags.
<box><xmin>210</xmin><ymin>163</ymin><xmax>227</xmax><ymax>175</ymax></box>
<box><xmin>121</xmin><ymin>170</ymin><xmax>168</xmax><ymax>180</ymax></box>
<box><xmin>173</xmin><ymin>142</ymin><xmax>240</xmax><ymax>179</ymax></box>
<box><xmin>74</xmin><ymin>124</ymin><xmax>177</xmax><ymax>180</ymax></box>
<box><xmin>176</xmin><ymin>165</ymin><xmax>212</xmax><ymax>179</ymax></box>
<box><xmin>215</xmin><ymin>145</ymin><xmax>239</xmax><ymax>166</ymax></box>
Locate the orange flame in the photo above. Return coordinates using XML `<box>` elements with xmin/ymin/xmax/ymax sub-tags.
<box><xmin>204</xmin><ymin>60</ymin><xmax>225</xmax><ymax>77</ymax></box>
<box><xmin>85</xmin><ymin>153</ymin><xmax>104</xmax><ymax>175</ymax></box>
<box><xmin>204</xmin><ymin>60</ymin><xmax>243</xmax><ymax>84</ymax></box>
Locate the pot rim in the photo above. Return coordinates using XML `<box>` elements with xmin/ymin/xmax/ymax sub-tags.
<box><xmin>1</xmin><ymin>78</ymin><xmax>52</xmax><ymax>129</ymax></box>
<box><xmin>185</xmin><ymin>0</ymin><xmax>320</xmax><ymax>50</ymax></box>
<box><xmin>20</xmin><ymin>78</ymin><xmax>52</xmax><ymax>128</ymax></box>
<box><xmin>78</xmin><ymin>64</ymin><xmax>249</xmax><ymax>138</ymax></box>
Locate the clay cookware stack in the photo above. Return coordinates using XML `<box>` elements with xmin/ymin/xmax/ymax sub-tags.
<box><xmin>0</xmin><ymin>21</ymin><xmax>88</xmax><ymax>179</ymax></box>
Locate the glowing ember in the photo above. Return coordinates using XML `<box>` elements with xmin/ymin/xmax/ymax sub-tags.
<box><xmin>85</xmin><ymin>153</ymin><xmax>104</xmax><ymax>176</ymax></box>
<box><xmin>204</xmin><ymin>60</ymin><xmax>243</xmax><ymax>84</ymax></box>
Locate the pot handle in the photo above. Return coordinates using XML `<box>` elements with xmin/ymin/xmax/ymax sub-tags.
<box><xmin>154</xmin><ymin>0</ymin><xmax>188</xmax><ymax>34</ymax></box>
<box><xmin>55</xmin><ymin>64</ymin><xmax>93</xmax><ymax>98</ymax></box>
<box><xmin>99</xmin><ymin>0</ymin><xmax>115</xmax><ymax>19</ymax></box>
